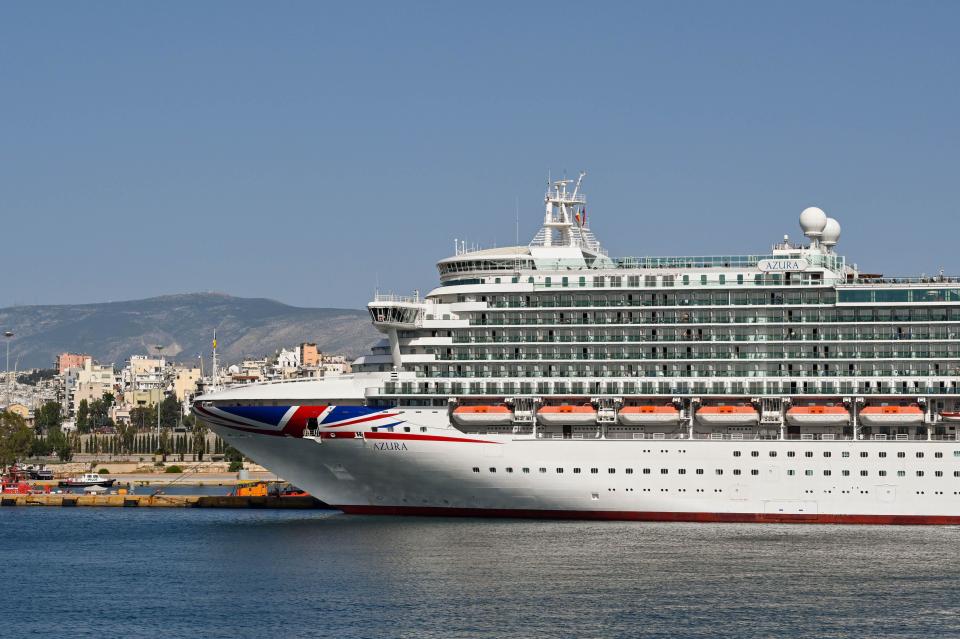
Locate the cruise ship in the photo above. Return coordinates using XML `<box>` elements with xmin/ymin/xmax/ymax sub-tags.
<box><xmin>194</xmin><ymin>174</ymin><xmax>960</xmax><ymax>524</ymax></box>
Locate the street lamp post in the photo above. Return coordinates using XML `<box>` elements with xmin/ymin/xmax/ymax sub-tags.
<box><xmin>3</xmin><ymin>331</ymin><xmax>13</xmax><ymax>406</ymax></box>
<box><xmin>154</xmin><ymin>344</ymin><xmax>165</xmax><ymax>442</ymax></box>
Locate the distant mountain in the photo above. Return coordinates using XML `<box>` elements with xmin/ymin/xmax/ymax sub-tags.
<box><xmin>0</xmin><ymin>293</ymin><xmax>382</xmax><ymax>369</ymax></box>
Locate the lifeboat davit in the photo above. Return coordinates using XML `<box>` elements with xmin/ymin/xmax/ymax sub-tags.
<box><xmin>538</xmin><ymin>404</ymin><xmax>597</xmax><ymax>426</ymax></box>
<box><xmin>858</xmin><ymin>405</ymin><xmax>924</xmax><ymax>427</ymax></box>
<box><xmin>618</xmin><ymin>405</ymin><xmax>680</xmax><ymax>426</ymax></box>
<box><xmin>451</xmin><ymin>405</ymin><xmax>513</xmax><ymax>427</ymax></box>
<box><xmin>786</xmin><ymin>405</ymin><xmax>850</xmax><ymax>427</ymax></box>
<box><xmin>940</xmin><ymin>411</ymin><xmax>960</xmax><ymax>423</ymax></box>
<box><xmin>696</xmin><ymin>405</ymin><xmax>759</xmax><ymax>426</ymax></box>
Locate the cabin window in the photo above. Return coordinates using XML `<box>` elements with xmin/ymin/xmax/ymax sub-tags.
<box><xmin>935</xmin><ymin>471</ymin><xmax>943</xmax><ymax>477</ymax></box>
<box><xmin>660</xmin><ymin>468</ymin><xmax>667</xmax><ymax>475</ymax></box>
<box><xmin>505</xmin><ymin>467</ymin><xmax>513</xmax><ymax>473</ymax></box>
<box><xmin>860</xmin><ymin>452</ymin><xmax>868</xmax><ymax>458</ymax></box>
<box><xmin>916</xmin><ymin>471</ymin><xmax>925</xmax><ymax>477</ymax></box>
<box><xmin>715</xmin><ymin>469</ymin><xmax>723</xmax><ymax>475</ymax></box>
<box><xmin>878</xmin><ymin>452</ymin><xmax>886</xmax><ymax>458</ymax></box>
<box><xmin>898</xmin><ymin>452</ymin><xmax>906</xmax><ymax>458</ymax></box>
<box><xmin>556</xmin><ymin>468</ymin><xmax>563</xmax><ymax>473</ymax></box>
<box><xmin>935</xmin><ymin>452</ymin><xmax>943</xmax><ymax>458</ymax></box>
<box><xmin>860</xmin><ymin>470</ymin><xmax>869</xmax><ymax>476</ymax></box>
<box><xmin>787</xmin><ymin>451</ymin><xmax>796</xmax><ymax>458</ymax></box>
<box><xmin>472</xmin><ymin>467</ymin><xmax>479</xmax><ymax>473</ymax></box>
<box><xmin>787</xmin><ymin>470</ymin><xmax>795</xmax><ymax>476</ymax></box>
<box><xmin>898</xmin><ymin>471</ymin><xmax>906</xmax><ymax>477</ymax></box>
<box><xmin>678</xmin><ymin>469</ymin><xmax>687</xmax><ymax>475</ymax></box>
<box><xmin>751</xmin><ymin>469</ymin><xmax>759</xmax><ymax>476</ymax></box>
<box><xmin>805</xmin><ymin>452</ymin><xmax>813</xmax><ymax>458</ymax></box>
<box><xmin>823</xmin><ymin>452</ymin><xmax>832</xmax><ymax>458</ymax></box>
<box><xmin>522</xmin><ymin>468</ymin><xmax>530</xmax><ymax>473</ymax></box>
<box><xmin>625</xmin><ymin>468</ymin><xmax>634</xmax><ymax>474</ymax></box>
<box><xmin>751</xmin><ymin>451</ymin><xmax>759</xmax><ymax>457</ymax></box>
<box><xmin>733</xmin><ymin>469</ymin><xmax>742</xmax><ymax>476</ymax></box>
<box><xmin>916</xmin><ymin>452</ymin><xmax>925</xmax><ymax>458</ymax></box>
<box><xmin>878</xmin><ymin>470</ymin><xmax>887</xmax><ymax>477</ymax></box>
<box><xmin>489</xmin><ymin>468</ymin><xmax>496</xmax><ymax>473</ymax></box>
<box><xmin>591</xmin><ymin>468</ymin><xmax>599</xmax><ymax>474</ymax></box>
<box><xmin>733</xmin><ymin>451</ymin><xmax>741</xmax><ymax>457</ymax></box>
<box><xmin>823</xmin><ymin>470</ymin><xmax>832</xmax><ymax>476</ymax></box>
<box><xmin>696</xmin><ymin>469</ymin><xmax>704</xmax><ymax>475</ymax></box>
<box><xmin>842</xmin><ymin>470</ymin><xmax>851</xmax><ymax>476</ymax></box>
<box><xmin>539</xmin><ymin>467</ymin><xmax>547</xmax><ymax>473</ymax></box>
<box><xmin>573</xmin><ymin>468</ymin><xmax>581</xmax><ymax>474</ymax></box>
<box><xmin>769</xmin><ymin>451</ymin><xmax>777</xmax><ymax>457</ymax></box>
<box><xmin>842</xmin><ymin>452</ymin><xmax>850</xmax><ymax>458</ymax></box>
<box><xmin>805</xmin><ymin>470</ymin><xmax>813</xmax><ymax>476</ymax></box>
<box><xmin>610</xmin><ymin>468</ymin><xmax>617</xmax><ymax>474</ymax></box>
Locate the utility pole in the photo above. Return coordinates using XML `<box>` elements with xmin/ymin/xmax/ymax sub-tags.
<box><xmin>154</xmin><ymin>344</ymin><xmax>165</xmax><ymax>441</ymax></box>
<box><xmin>4</xmin><ymin>331</ymin><xmax>13</xmax><ymax>406</ymax></box>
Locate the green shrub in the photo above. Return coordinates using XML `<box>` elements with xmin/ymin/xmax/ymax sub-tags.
<box><xmin>165</xmin><ymin>465</ymin><xmax>184</xmax><ymax>474</ymax></box>
<box><xmin>227</xmin><ymin>460</ymin><xmax>243</xmax><ymax>473</ymax></box>
<box><xmin>98</xmin><ymin>468</ymin><xmax>109</xmax><ymax>474</ymax></box>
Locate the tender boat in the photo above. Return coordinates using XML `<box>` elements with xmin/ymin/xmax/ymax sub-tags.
<box><xmin>538</xmin><ymin>404</ymin><xmax>597</xmax><ymax>425</ymax></box>
<box><xmin>785</xmin><ymin>404</ymin><xmax>850</xmax><ymax>427</ymax></box>
<box><xmin>940</xmin><ymin>411</ymin><xmax>960</xmax><ymax>423</ymax></box>
<box><xmin>58</xmin><ymin>473</ymin><xmax>116</xmax><ymax>488</ymax></box>
<box><xmin>618</xmin><ymin>405</ymin><xmax>681</xmax><ymax>426</ymax></box>
<box><xmin>858</xmin><ymin>405</ymin><xmax>924</xmax><ymax>427</ymax></box>
<box><xmin>696</xmin><ymin>405</ymin><xmax>759</xmax><ymax>426</ymax></box>
<box><xmin>451</xmin><ymin>405</ymin><xmax>513</xmax><ymax>427</ymax></box>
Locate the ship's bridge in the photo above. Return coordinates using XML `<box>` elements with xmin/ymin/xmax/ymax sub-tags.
<box><xmin>368</xmin><ymin>293</ymin><xmax>425</xmax><ymax>329</ymax></box>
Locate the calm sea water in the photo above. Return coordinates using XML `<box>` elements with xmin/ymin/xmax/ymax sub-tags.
<box><xmin>4</xmin><ymin>509</ymin><xmax>960</xmax><ymax>638</ymax></box>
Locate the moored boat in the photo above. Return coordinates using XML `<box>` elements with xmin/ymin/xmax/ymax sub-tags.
<box><xmin>451</xmin><ymin>405</ymin><xmax>513</xmax><ymax>427</ymax></box>
<box><xmin>696</xmin><ymin>405</ymin><xmax>759</xmax><ymax>426</ymax></box>
<box><xmin>618</xmin><ymin>405</ymin><xmax>681</xmax><ymax>426</ymax></box>
<box><xmin>940</xmin><ymin>411</ymin><xmax>960</xmax><ymax>423</ymax></box>
<box><xmin>57</xmin><ymin>473</ymin><xmax>116</xmax><ymax>488</ymax></box>
<box><xmin>538</xmin><ymin>404</ymin><xmax>597</xmax><ymax>425</ymax></box>
<box><xmin>786</xmin><ymin>404</ymin><xmax>850</xmax><ymax>427</ymax></box>
<box><xmin>858</xmin><ymin>405</ymin><xmax>924</xmax><ymax>427</ymax></box>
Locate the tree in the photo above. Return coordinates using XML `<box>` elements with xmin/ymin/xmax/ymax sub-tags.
<box><xmin>160</xmin><ymin>395</ymin><xmax>181</xmax><ymax>429</ymax></box>
<box><xmin>76</xmin><ymin>399</ymin><xmax>90</xmax><ymax>433</ymax></box>
<box><xmin>192</xmin><ymin>424</ymin><xmax>208</xmax><ymax>461</ymax></box>
<box><xmin>47</xmin><ymin>428</ymin><xmax>73</xmax><ymax>462</ymax></box>
<box><xmin>34</xmin><ymin>401</ymin><xmax>63</xmax><ymax>434</ymax></box>
<box><xmin>0</xmin><ymin>411</ymin><xmax>34</xmax><ymax>469</ymax></box>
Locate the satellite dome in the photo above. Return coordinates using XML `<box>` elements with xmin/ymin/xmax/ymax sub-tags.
<box><xmin>821</xmin><ymin>217</ymin><xmax>841</xmax><ymax>247</ymax></box>
<box><xmin>799</xmin><ymin>206</ymin><xmax>828</xmax><ymax>238</ymax></box>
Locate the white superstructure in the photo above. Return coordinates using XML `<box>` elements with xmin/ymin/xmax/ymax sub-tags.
<box><xmin>195</xmin><ymin>175</ymin><xmax>960</xmax><ymax>524</ymax></box>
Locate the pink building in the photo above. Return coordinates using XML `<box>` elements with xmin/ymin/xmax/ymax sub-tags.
<box><xmin>56</xmin><ymin>352</ymin><xmax>91</xmax><ymax>374</ymax></box>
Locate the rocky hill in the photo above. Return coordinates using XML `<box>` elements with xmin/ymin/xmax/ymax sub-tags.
<box><xmin>0</xmin><ymin>293</ymin><xmax>381</xmax><ymax>369</ymax></box>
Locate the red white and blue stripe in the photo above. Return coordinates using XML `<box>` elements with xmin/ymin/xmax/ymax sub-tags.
<box><xmin>193</xmin><ymin>404</ymin><xmax>402</xmax><ymax>437</ymax></box>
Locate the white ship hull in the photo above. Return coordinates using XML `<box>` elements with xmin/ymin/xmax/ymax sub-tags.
<box><xmin>199</xmin><ymin>404</ymin><xmax>960</xmax><ymax>525</ymax></box>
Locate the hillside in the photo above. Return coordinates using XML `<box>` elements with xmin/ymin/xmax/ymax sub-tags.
<box><xmin>0</xmin><ymin>293</ymin><xmax>381</xmax><ymax>369</ymax></box>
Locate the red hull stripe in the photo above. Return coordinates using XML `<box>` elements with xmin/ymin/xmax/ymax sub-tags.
<box><xmin>362</xmin><ymin>432</ymin><xmax>499</xmax><ymax>444</ymax></box>
<box><xmin>335</xmin><ymin>505</ymin><xmax>960</xmax><ymax>526</ymax></box>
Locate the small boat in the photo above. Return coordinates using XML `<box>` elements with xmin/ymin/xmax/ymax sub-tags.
<box><xmin>57</xmin><ymin>473</ymin><xmax>116</xmax><ymax>488</ymax></box>
<box><xmin>451</xmin><ymin>405</ymin><xmax>513</xmax><ymax>427</ymax></box>
<box><xmin>696</xmin><ymin>405</ymin><xmax>759</xmax><ymax>426</ymax></box>
<box><xmin>538</xmin><ymin>404</ymin><xmax>597</xmax><ymax>426</ymax></box>
<box><xmin>858</xmin><ymin>405</ymin><xmax>924</xmax><ymax>427</ymax></box>
<box><xmin>786</xmin><ymin>404</ymin><xmax>850</xmax><ymax>427</ymax></box>
<box><xmin>940</xmin><ymin>411</ymin><xmax>960</xmax><ymax>423</ymax></box>
<box><xmin>618</xmin><ymin>405</ymin><xmax>681</xmax><ymax>426</ymax></box>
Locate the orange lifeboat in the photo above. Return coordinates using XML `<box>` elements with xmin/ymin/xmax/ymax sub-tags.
<box><xmin>786</xmin><ymin>404</ymin><xmax>850</xmax><ymax>427</ymax></box>
<box><xmin>696</xmin><ymin>405</ymin><xmax>759</xmax><ymax>426</ymax></box>
<box><xmin>538</xmin><ymin>404</ymin><xmax>597</xmax><ymax>426</ymax></box>
<box><xmin>618</xmin><ymin>405</ymin><xmax>680</xmax><ymax>426</ymax></box>
<box><xmin>451</xmin><ymin>405</ymin><xmax>513</xmax><ymax>427</ymax></box>
<box><xmin>858</xmin><ymin>405</ymin><xmax>924</xmax><ymax>427</ymax></box>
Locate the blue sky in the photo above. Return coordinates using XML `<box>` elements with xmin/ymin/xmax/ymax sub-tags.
<box><xmin>2</xmin><ymin>1</ymin><xmax>958</xmax><ymax>309</ymax></box>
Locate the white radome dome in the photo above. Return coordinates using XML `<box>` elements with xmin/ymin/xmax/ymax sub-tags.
<box><xmin>799</xmin><ymin>206</ymin><xmax>828</xmax><ymax>237</ymax></box>
<box><xmin>821</xmin><ymin>217</ymin><xmax>841</xmax><ymax>247</ymax></box>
